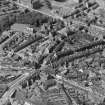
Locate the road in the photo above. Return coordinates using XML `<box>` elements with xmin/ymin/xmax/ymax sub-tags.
<box><xmin>54</xmin><ymin>74</ymin><xmax>93</xmax><ymax>93</ymax></box>
<box><xmin>55</xmin><ymin>74</ymin><xmax>97</xmax><ymax>102</ymax></box>
<box><xmin>10</xmin><ymin>1</ymin><xmax>63</xmax><ymax>21</ymax></box>
<box><xmin>0</xmin><ymin>72</ymin><xmax>29</xmax><ymax>105</ymax></box>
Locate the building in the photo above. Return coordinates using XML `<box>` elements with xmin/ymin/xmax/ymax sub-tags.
<box><xmin>73</xmin><ymin>0</ymin><xmax>83</xmax><ymax>3</ymax></box>
<box><xmin>24</xmin><ymin>102</ymin><xmax>32</xmax><ymax>105</ymax></box>
<box><xmin>11</xmin><ymin>0</ymin><xmax>32</xmax><ymax>8</ymax></box>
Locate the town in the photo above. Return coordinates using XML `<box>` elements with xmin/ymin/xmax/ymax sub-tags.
<box><xmin>0</xmin><ymin>0</ymin><xmax>105</xmax><ymax>105</ymax></box>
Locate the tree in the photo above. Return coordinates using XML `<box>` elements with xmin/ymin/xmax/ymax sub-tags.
<box><xmin>44</xmin><ymin>0</ymin><xmax>52</xmax><ymax>10</ymax></box>
<box><xmin>32</xmin><ymin>0</ymin><xmax>43</xmax><ymax>9</ymax></box>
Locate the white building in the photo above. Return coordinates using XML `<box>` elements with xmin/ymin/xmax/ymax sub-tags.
<box><xmin>73</xmin><ymin>0</ymin><xmax>83</xmax><ymax>3</ymax></box>
<box><xmin>24</xmin><ymin>102</ymin><xmax>31</xmax><ymax>105</ymax></box>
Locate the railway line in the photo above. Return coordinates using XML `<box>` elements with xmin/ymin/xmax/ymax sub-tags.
<box><xmin>0</xmin><ymin>72</ymin><xmax>29</xmax><ymax>105</ymax></box>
